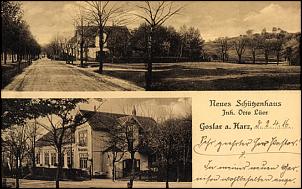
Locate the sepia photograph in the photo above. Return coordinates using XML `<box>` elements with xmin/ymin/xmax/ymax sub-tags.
<box><xmin>1</xmin><ymin>1</ymin><xmax>300</xmax><ymax>91</ymax></box>
<box><xmin>1</xmin><ymin>98</ymin><xmax>192</xmax><ymax>188</ymax></box>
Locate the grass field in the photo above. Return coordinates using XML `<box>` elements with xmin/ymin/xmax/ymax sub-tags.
<box><xmin>99</xmin><ymin>61</ymin><xmax>301</xmax><ymax>90</ymax></box>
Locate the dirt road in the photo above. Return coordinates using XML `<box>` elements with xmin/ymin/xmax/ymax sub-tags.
<box><xmin>2</xmin><ymin>58</ymin><xmax>143</xmax><ymax>91</ymax></box>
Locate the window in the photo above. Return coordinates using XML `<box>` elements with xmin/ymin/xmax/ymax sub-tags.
<box><xmin>67</xmin><ymin>151</ymin><xmax>73</xmax><ymax>167</ymax></box>
<box><xmin>44</xmin><ymin>152</ymin><xmax>49</xmax><ymax>166</ymax></box>
<box><xmin>36</xmin><ymin>152</ymin><xmax>40</xmax><ymax>165</ymax></box>
<box><xmin>78</xmin><ymin>130</ymin><xmax>88</xmax><ymax>147</ymax></box>
<box><xmin>51</xmin><ymin>153</ymin><xmax>56</xmax><ymax>166</ymax></box>
<box><xmin>79</xmin><ymin>153</ymin><xmax>88</xmax><ymax>169</ymax></box>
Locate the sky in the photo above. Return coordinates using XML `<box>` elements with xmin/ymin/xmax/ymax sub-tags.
<box><xmin>21</xmin><ymin>1</ymin><xmax>301</xmax><ymax>45</ymax></box>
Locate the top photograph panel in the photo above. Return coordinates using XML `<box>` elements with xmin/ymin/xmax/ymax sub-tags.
<box><xmin>1</xmin><ymin>1</ymin><xmax>300</xmax><ymax>91</ymax></box>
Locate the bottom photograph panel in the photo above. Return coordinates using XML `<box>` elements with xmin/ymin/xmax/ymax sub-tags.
<box><xmin>2</xmin><ymin>98</ymin><xmax>192</xmax><ymax>188</ymax></box>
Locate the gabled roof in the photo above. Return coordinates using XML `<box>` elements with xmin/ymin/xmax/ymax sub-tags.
<box><xmin>36</xmin><ymin>127</ymin><xmax>74</xmax><ymax>147</ymax></box>
<box><xmin>80</xmin><ymin>110</ymin><xmax>157</xmax><ymax>132</ymax></box>
<box><xmin>36</xmin><ymin>110</ymin><xmax>157</xmax><ymax>148</ymax></box>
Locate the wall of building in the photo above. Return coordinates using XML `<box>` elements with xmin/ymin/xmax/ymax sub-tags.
<box><xmin>73</xmin><ymin>123</ymin><xmax>92</xmax><ymax>171</ymax></box>
<box><xmin>91</xmin><ymin>129</ymin><xmax>110</xmax><ymax>176</ymax></box>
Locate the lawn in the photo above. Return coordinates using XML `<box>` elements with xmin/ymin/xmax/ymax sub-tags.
<box><xmin>100</xmin><ymin>61</ymin><xmax>301</xmax><ymax>90</ymax></box>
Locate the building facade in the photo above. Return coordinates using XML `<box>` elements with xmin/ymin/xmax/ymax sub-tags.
<box><xmin>35</xmin><ymin>110</ymin><xmax>156</xmax><ymax>179</ymax></box>
<box><xmin>72</xmin><ymin>25</ymin><xmax>130</xmax><ymax>61</ymax></box>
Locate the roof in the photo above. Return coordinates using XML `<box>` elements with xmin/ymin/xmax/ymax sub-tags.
<box><xmin>80</xmin><ymin>110</ymin><xmax>157</xmax><ymax>132</ymax></box>
<box><xmin>36</xmin><ymin>127</ymin><xmax>74</xmax><ymax>147</ymax></box>
<box><xmin>36</xmin><ymin>111</ymin><xmax>157</xmax><ymax>147</ymax></box>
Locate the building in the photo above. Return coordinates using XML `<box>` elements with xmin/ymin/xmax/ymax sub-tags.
<box><xmin>72</xmin><ymin>25</ymin><xmax>130</xmax><ymax>61</ymax></box>
<box><xmin>35</xmin><ymin>109</ymin><xmax>156</xmax><ymax>179</ymax></box>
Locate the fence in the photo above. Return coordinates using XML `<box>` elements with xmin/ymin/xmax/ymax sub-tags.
<box><xmin>28</xmin><ymin>167</ymin><xmax>90</xmax><ymax>181</ymax></box>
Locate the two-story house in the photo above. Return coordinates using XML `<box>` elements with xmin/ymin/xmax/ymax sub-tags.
<box><xmin>35</xmin><ymin>108</ymin><xmax>156</xmax><ymax>179</ymax></box>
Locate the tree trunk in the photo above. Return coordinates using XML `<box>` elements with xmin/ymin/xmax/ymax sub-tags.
<box><xmin>176</xmin><ymin>159</ymin><xmax>180</xmax><ymax>182</ymax></box>
<box><xmin>56</xmin><ymin>149</ymin><xmax>62</xmax><ymax>189</ymax></box>
<box><xmin>129</xmin><ymin>151</ymin><xmax>135</xmax><ymax>188</ymax></box>
<box><xmin>98</xmin><ymin>26</ymin><xmax>104</xmax><ymax>73</ymax></box>
<box><xmin>146</xmin><ymin>28</ymin><xmax>153</xmax><ymax>91</ymax></box>
<box><xmin>265</xmin><ymin>51</ymin><xmax>269</xmax><ymax>64</ymax></box>
<box><xmin>4</xmin><ymin>51</ymin><xmax>7</xmax><ymax>64</ymax></box>
<box><xmin>18</xmin><ymin>54</ymin><xmax>21</xmax><ymax>73</ymax></box>
<box><xmin>80</xmin><ymin>41</ymin><xmax>84</xmax><ymax>67</ymax></box>
<box><xmin>15</xmin><ymin>156</ymin><xmax>20</xmax><ymax>188</ymax></box>
<box><xmin>276</xmin><ymin>52</ymin><xmax>280</xmax><ymax>65</ymax></box>
<box><xmin>112</xmin><ymin>157</ymin><xmax>115</xmax><ymax>182</ymax></box>
<box><xmin>166</xmin><ymin>156</ymin><xmax>169</xmax><ymax>188</ymax></box>
<box><xmin>238</xmin><ymin>54</ymin><xmax>242</xmax><ymax>64</ymax></box>
<box><xmin>252</xmin><ymin>50</ymin><xmax>256</xmax><ymax>64</ymax></box>
<box><xmin>71</xmin><ymin>48</ymin><xmax>74</xmax><ymax>64</ymax></box>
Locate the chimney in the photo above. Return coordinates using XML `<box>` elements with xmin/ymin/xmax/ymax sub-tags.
<box><xmin>132</xmin><ymin>105</ymin><xmax>136</xmax><ymax>116</ymax></box>
<box><xmin>94</xmin><ymin>105</ymin><xmax>97</xmax><ymax>112</ymax></box>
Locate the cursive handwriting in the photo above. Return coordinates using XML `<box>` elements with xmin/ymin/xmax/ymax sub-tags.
<box><xmin>194</xmin><ymin>174</ymin><xmax>296</xmax><ymax>187</ymax></box>
<box><xmin>194</xmin><ymin>136</ymin><xmax>301</xmax><ymax>154</ymax></box>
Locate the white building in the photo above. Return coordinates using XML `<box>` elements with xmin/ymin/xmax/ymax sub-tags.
<box><xmin>35</xmin><ymin>109</ymin><xmax>156</xmax><ymax>179</ymax></box>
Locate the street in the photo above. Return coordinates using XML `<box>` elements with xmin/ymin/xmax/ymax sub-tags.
<box><xmin>2</xmin><ymin>58</ymin><xmax>143</xmax><ymax>91</ymax></box>
<box><xmin>4</xmin><ymin>178</ymin><xmax>192</xmax><ymax>188</ymax></box>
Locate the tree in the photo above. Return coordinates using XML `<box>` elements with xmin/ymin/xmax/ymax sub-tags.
<box><xmin>246</xmin><ymin>30</ymin><xmax>261</xmax><ymax>64</ymax></box>
<box><xmin>1</xmin><ymin>1</ymin><xmax>23</xmax><ymax>64</ymax></box>
<box><xmin>106</xmin><ymin>26</ymin><xmax>130</xmax><ymax>63</ymax></box>
<box><xmin>2</xmin><ymin>99</ymin><xmax>35</xmax><ymax>130</ymax></box>
<box><xmin>1</xmin><ymin>1</ymin><xmax>41</xmax><ymax>66</ymax></box>
<box><xmin>216</xmin><ymin>37</ymin><xmax>229</xmax><ymax>62</ymax></box>
<box><xmin>103</xmin><ymin>119</ymin><xmax>126</xmax><ymax>181</ymax></box>
<box><xmin>2</xmin><ymin>125</ymin><xmax>30</xmax><ymax>188</ymax></box>
<box><xmin>134</xmin><ymin>1</ymin><xmax>183</xmax><ymax>90</ymax></box>
<box><xmin>35</xmin><ymin>99</ymin><xmax>104</xmax><ymax>188</ymax></box>
<box><xmin>81</xmin><ymin>1</ymin><xmax>128</xmax><ymax>73</ymax></box>
<box><xmin>72</xmin><ymin>5</ymin><xmax>90</xmax><ymax>67</ymax></box>
<box><xmin>130</xmin><ymin>24</ymin><xmax>181</xmax><ymax>58</ymax></box>
<box><xmin>148</xmin><ymin>114</ymin><xmax>192</xmax><ymax>188</ymax></box>
<box><xmin>271</xmin><ymin>32</ymin><xmax>286</xmax><ymax>65</ymax></box>
<box><xmin>25</xmin><ymin>119</ymin><xmax>41</xmax><ymax>169</ymax></box>
<box><xmin>179</xmin><ymin>25</ymin><xmax>204</xmax><ymax>60</ymax></box>
<box><xmin>233</xmin><ymin>35</ymin><xmax>248</xmax><ymax>64</ymax></box>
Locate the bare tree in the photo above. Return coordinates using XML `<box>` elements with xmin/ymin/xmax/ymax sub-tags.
<box><xmin>80</xmin><ymin>1</ymin><xmax>128</xmax><ymax>73</ymax></box>
<box><xmin>134</xmin><ymin>1</ymin><xmax>184</xmax><ymax>90</ymax></box>
<box><xmin>25</xmin><ymin>119</ymin><xmax>41</xmax><ymax>169</ymax></box>
<box><xmin>72</xmin><ymin>6</ymin><xmax>89</xmax><ymax>67</ymax></box>
<box><xmin>2</xmin><ymin>125</ymin><xmax>30</xmax><ymax>188</ymax></box>
<box><xmin>246</xmin><ymin>30</ymin><xmax>261</xmax><ymax>64</ymax></box>
<box><xmin>216</xmin><ymin>37</ymin><xmax>229</xmax><ymax>62</ymax></box>
<box><xmin>103</xmin><ymin>120</ymin><xmax>126</xmax><ymax>182</ymax></box>
<box><xmin>233</xmin><ymin>35</ymin><xmax>248</xmax><ymax>64</ymax></box>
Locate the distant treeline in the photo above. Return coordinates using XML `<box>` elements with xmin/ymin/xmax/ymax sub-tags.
<box><xmin>204</xmin><ymin>28</ymin><xmax>300</xmax><ymax>65</ymax></box>
<box><xmin>45</xmin><ymin>23</ymin><xmax>300</xmax><ymax>66</ymax></box>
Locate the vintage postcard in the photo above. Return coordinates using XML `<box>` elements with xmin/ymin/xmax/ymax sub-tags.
<box><xmin>1</xmin><ymin>1</ymin><xmax>301</xmax><ymax>188</ymax></box>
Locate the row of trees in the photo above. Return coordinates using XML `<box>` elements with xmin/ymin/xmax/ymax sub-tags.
<box><xmin>2</xmin><ymin>99</ymin><xmax>192</xmax><ymax>188</ymax></box>
<box><xmin>206</xmin><ymin>27</ymin><xmax>300</xmax><ymax>65</ymax></box>
<box><xmin>44</xmin><ymin>1</ymin><xmax>189</xmax><ymax>90</ymax></box>
<box><xmin>1</xmin><ymin>1</ymin><xmax>41</xmax><ymax>65</ymax></box>
<box><xmin>45</xmin><ymin>23</ymin><xmax>204</xmax><ymax>64</ymax></box>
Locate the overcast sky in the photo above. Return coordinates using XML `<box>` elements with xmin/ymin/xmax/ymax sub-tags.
<box><xmin>21</xmin><ymin>1</ymin><xmax>301</xmax><ymax>45</ymax></box>
<box><xmin>80</xmin><ymin>98</ymin><xmax>191</xmax><ymax>121</ymax></box>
